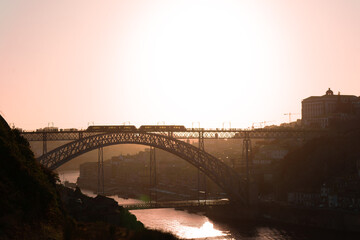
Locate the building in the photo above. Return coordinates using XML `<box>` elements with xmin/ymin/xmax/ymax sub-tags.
<box><xmin>302</xmin><ymin>88</ymin><xmax>360</xmax><ymax>128</ymax></box>
<box><xmin>252</xmin><ymin>145</ymin><xmax>289</xmax><ymax>165</ymax></box>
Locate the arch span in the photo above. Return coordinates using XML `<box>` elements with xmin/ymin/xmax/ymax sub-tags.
<box><xmin>38</xmin><ymin>132</ymin><xmax>245</xmax><ymax>202</ymax></box>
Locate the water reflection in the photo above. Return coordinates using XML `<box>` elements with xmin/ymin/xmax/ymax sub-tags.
<box><xmin>130</xmin><ymin>208</ymin><xmax>228</xmax><ymax>239</ymax></box>
<box><xmin>57</xmin><ymin>170</ymin><xmax>360</xmax><ymax>240</ymax></box>
<box><xmin>181</xmin><ymin>221</ymin><xmax>227</xmax><ymax>239</ymax></box>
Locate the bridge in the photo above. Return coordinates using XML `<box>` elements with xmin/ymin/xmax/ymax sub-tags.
<box><xmin>123</xmin><ymin>199</ymin><xmax>229</xmax><ymax>210</ymax></box>
<box><xmin>21</xmin><ymin>128</ymin><xmax>327</xmax><ymax>142</ymax></box>
<box><xmin>21</xmin><ymin>127</ymin><xmax>329</xmax><ymax>204</ymax></box>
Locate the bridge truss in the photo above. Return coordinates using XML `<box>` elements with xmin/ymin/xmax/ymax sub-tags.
<box><xmin>37</xmin><ymin>132</ymin><xmax>246</xmax><ymax>202</ymax></box>
<box><xmin>22</xmin><ymin>128</ymin><xmax>328</xmax><ymax>204</ymax></box>
<box><xmin>21</xmin><ymin>128</ymin><xmax>327</xmax><ymax>142</ymax></box>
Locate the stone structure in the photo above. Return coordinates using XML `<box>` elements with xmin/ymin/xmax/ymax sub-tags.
<box><xmin>302</xmin><ymin>88</ymin><xmax>360</xmax><ymax>128</ymax></box>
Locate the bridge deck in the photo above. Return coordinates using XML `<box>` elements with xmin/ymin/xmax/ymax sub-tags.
<box><xmin>123</xmin><ymin>199</ymin><xmax>229</xmax><ymax>210</ymax></box>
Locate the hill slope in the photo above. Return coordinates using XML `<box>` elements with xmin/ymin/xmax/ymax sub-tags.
<box><xmin>0</xmin><ymin>115</ymin><xmax>177</xmax><ymax>240</ymax></box>
<box><xmin>0</xmin><ymin>116</ymin><xmax>66</xmax><ymax>239</ymax></box>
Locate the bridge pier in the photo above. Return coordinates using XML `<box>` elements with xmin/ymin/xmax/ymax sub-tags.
<box><xmin>42</xmin><ymin>132</ymin><xmax>47</xmax><ymax>155</ymax></box>
<box><xmin>242</xmin><ymin>133</ymin><xmax>252</xmax><ymax>204</ymax></box>
<box><xmin>97</xmin><ymin>146</ymin><xmax>104</xmax><ymax>195</ymax></box>
<box><xmin>149</xmin><ymin>146</ymin><xmax>157</xmax><ymax>205</ymax></box>
<box><xmin>197</xmin><ymin>130</ymin><xmax>207</xmax><ymax>205</ymax></box>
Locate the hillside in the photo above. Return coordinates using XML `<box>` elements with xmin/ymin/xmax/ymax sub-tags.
<box><xmin>0</xmin><ymin>115</ymin><xmax>177</xmax><ymax>240</ymax></box>
<box><xmin>275</xmin><ymin>130</ymin><xmax>360</xmax><ymax>199</ymax></box>
<box><xmin>0</xmin><ymin>115</ymin><xmax>67</xmax><ymax>239</ymax></box>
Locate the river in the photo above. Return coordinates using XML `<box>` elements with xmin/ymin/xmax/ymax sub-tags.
<box><xmin>58</xmin><ymin>170</ymin><xmax>359</xmax><ymax>240</ymax></box>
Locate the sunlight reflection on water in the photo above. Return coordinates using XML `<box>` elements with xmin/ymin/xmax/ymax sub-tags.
<box><xmin>130</xmin><ymin>208</ymin><xmax>229</xmax><ymax>239</ymax></box>
<box><xmin>180</xmin><ymin>221</ymin><xmax>227</xmax><ymax>239</ymax></box>
<box><xmin>57</xmin><ymin>170</ymin><xmax>360</xmax><ymax>240</ymax></box>
<box><xmin>55</xmin><ymin>170</ymin><xmax>273</xmax><ymax>239</ymax></box>
<box><xmin>57</xmin><ymin>170</ymin><xmax>229</xmax><ymax>239</ymax></box>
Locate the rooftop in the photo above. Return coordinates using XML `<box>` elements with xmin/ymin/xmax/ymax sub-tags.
<box><xmin>302</xmin><ymin>88</ymin><xmax>358</xmax><ymax>102</ymax></box>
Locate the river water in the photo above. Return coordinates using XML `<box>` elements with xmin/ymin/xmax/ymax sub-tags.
<box><xmin>58</xmin><ymin>170</ymin><xmax>359</xmax><ymax>240</ymax></box>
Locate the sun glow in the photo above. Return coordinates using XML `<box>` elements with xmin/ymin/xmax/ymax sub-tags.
<box><xmin>3</xmin><ymin>1</ymin><xmax>359</xmax><ymax>129</ymax></box>
<box><xmin>113</xmin><ymin>0</ymin><xmax>287</xmax><ymax>128</ymax></box>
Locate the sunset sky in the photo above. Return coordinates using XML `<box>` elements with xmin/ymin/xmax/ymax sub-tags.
<box><xmin>1</xmin><ymin>0</ymin><xmax>359</xmax><ymax>130</ymax></box>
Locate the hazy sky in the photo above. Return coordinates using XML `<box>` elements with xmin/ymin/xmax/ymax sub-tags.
<box><xmin>1</xmin><ymin>0</ymin><xmax>359</xmax><ymax>130</ymax></box>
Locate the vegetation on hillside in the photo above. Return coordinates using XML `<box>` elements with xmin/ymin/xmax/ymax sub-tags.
<box><xmin>0</xmin><ymin>116</ymin><xmax>66</xmax><ymax>239</ymax></box>
<box><xmin>275</xmin><ymin>131</ymin><xmax>360</xmax><ymax>199</ymax></box>
<box><xmin>0</xmin><ymin>115</ymin><xmax>177</xmax><ymax>240</ymax></box>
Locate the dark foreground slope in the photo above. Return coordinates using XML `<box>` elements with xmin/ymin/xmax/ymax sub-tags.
<box><xmin>0</xmin><ymin>115</ymin><xmax>177</xmax><ymax>240</ymax></box>
<box><xmin>0</xmin><ymin>115</ymin><xmax>66</xmax><ymax>239</ymax></box>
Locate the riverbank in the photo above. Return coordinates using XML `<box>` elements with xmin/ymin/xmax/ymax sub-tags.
<box><xmin>57</xmin><ymin>170</ymin><xmax>360</xmax><ymax>239</ymax></box>
<box><xmin>201</xmin><ymin>202</ymin><xmax>360</xmax><ymax>235</ymax></box>
<box><xmin>60</xmin><ymin>186</ymin><xmax>178</xmax><ymax>240</ymax></box>
<box><xmin>259</xmin><ymin>202</ymin><xmax>360</xmax><ymax>232</ymax></box>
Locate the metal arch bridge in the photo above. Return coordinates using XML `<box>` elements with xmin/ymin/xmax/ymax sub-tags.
<box><xmin>37</xmin><ymin>131</ymin><xmax>246</xmax><ymax>202</ymax></box>
<box><xmin>21</xmin><ymin>128</ymin><xmax>328</xmax><ymax>142</ymax></box>
<box><xmin>21</xmin><ymin>128</ymin><xmax>329</xmax><ymax>156</ymax></box>
<box><xmin>122</xmin><ymin>199</ymin><xmax>229</xmax><ymax>210</ymax></box>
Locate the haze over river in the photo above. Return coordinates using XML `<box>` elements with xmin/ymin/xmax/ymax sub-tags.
<box><xmin>58</xmin><ymin>170</ymin><xmax>359</xmax><ymax>240</ymax></box>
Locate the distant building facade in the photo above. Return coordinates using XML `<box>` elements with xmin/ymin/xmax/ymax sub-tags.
<box><xmin>253</xmin><ymin>145</ymin><xmax>289</xmax><ymax>165</ymax></box>
<box><xmin>302</xmin><ymin>88</ymin><xmax>360</xmax><ymax>128</ymax></box>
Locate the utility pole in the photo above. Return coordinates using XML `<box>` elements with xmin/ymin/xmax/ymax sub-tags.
<box><xmin>284</xmin><ymin>113</ymin><xmax>299</xmax><ymax>123</ymax></box>
<box><xmin>192</xmin><ymin>122</ymin><xmax>200</xmax><ymax>129</ymax></box>
<box><xmin>222</xmin><ymin>122</ymin><xmax>231</xmax><ymax>129</ymax></box>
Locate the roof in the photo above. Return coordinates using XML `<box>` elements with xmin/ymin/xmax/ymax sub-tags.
<box><xmin>302</xmin><ymin>94</ymin><xmax>358</xmax><ymax>102</ymax></box>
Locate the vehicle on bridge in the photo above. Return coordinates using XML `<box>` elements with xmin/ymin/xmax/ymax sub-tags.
<box><xmin>138</xmin><ymin>125</ymin><xmax>187</xmax><ymax>132</ymax></box>
<box><xmin>86</xmin><ymin>125</ymin><xmax>137</xmax><ymax>132</ymax></box>
<box><xmin>60</xmin><ymin>128</ymin><xmax>78</xmax><ymax>132</ymax></box>
<box><xmin>36</xmin><ymin>127</ymin><xmax>59</xmax><ymax>132</ymax></box>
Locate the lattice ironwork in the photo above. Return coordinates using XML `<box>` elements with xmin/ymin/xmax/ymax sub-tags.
<box><xmin>21</xmin><ymin>129</ymin><xmax>328</xmax><ymax>141</ymax></box>
<box><xmin>38</xmin><ymin>132</ymin><xmax>245</xmax><ymax>202</ymax></box>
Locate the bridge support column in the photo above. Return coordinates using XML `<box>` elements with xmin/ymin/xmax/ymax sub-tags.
<box><xmin>42</xmin><ymin>132</ymin><xmax>47</xmax><ymax>155</ymax></box>
<box><xmin>198</xmin><ymin>131</ymin><xmax>207</xmax><ymax>205</ymax></box>
<box><xmin>149</xmin><ymin>146</ymin><xmax>157</xmax><ymax>205</ymax></box>
<box><xmin>78</xmin><ymin>132</ymin><xmax>83</xmax><ymax>140</ymax></box>
<box><xmin>97</xmin><ymin>146</ymin><xmax>104</xmax><ymax>195</ymax></box>
<box><xmin>242</xmin><ymin>133</ymin><xmax>252</xmax><ymax>204</ymax></box>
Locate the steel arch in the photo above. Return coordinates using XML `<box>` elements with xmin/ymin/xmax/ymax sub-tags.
<box><xmin>38</xmin><ymin>132</ymin><xmax>245</xmax><ymax>202</ymax></box>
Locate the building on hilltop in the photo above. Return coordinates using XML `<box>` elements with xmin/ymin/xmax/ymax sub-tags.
<box><xmin>301</xmin><ymin>88</ymin><xmax>360</xmax><ymax>128</ymax></box>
